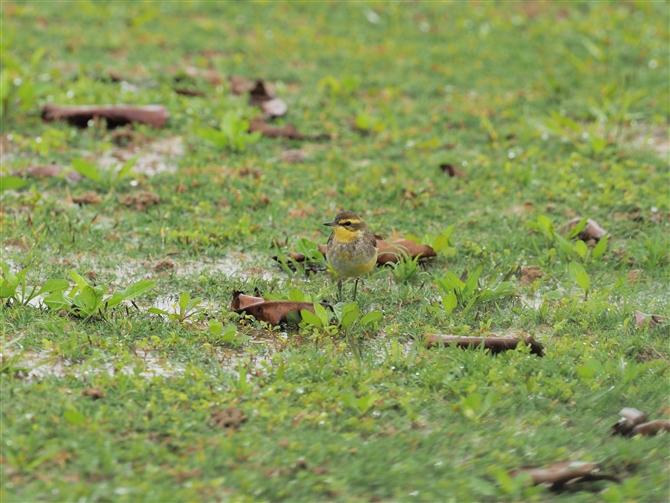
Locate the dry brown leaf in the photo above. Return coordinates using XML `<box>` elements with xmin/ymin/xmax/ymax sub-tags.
<box><xmin>81</xmin><ymin>387</ymin><xmax>105</xmax><ymax>399</ymax></box>
<box><xmin>118</xmin><ymin>191</ymin><xmax>160</xmax><ymax>212</ymax></box>
<box><xmin>249</xmin><ymin>117</ymin><xmax>330</xmax><ymax>141</ymax></box>
<box><xmin>72</xmin><ymin>192</ymin><xmax>102</xmax><ymax>205</ymax></box>
<box><xmin>231</xmin><ymin>291</ymin><xmax>327</xmax><ymax>326</ymax></box>
<box><xmin>510</xmin><ymin>461</ymin><xmax>619</xmax><ymax>488</ymax></box>
<box><xmin>559</xmin><ymin>217</ymin><xmax>607</xmax><ymax>242</ymax></box>
<box><xmin>278</xmin><ymin>150</ymin><xmax>307</xmax><ymax>163</ymax></box>
<box><xmin>376</xmin><ymin>239</ymin><xmax>436</xmax><ymax>264</ymax></box>
<box><xmin>230</xmin><ymin>75</ymin><xmax>255</xmax><ymax>95</ymax></box>
<box><xmin>425</xmin><ymin>335</ymin><xmax>544</xmax><ymax>357</ymax></box>
<box><xmin>247</xmin><ymin>80</ymin><xmax>287</xmax><ymax>119</ymax></box>
<box><xmin>520</xmin><ymin>265</ymin><xmax>543</xmax><ymax>285</ymax></box>
<box><xmin>13</xmin><ymin>165</ymin><xmax>67</xmax><ymax>178</ymax></box>
<box><xmin>42</xmin><ymin>104</ymin><xmax>169</xmax><ymax>129</ymax></box>
<box><xmin>634</xmin><ymin>310</ymin><xmax>667</xmax><ymax>327</ymax></box>
<box><xmin>631</xmin><ymin>419</ymin><xmax>670</xmax><ymax>436</ymax></box>
<box><xmin>210</xmin><ymin>408</ymin><xmax>247</xmax><ymax>429</ymax></box>
<box><xmin>611</xmin><ymin>407</ymin><xmax>647</xmax><ymax>436</ymax></box>
<box><xmin>440</xmin><ymin>163</ymin><xmax>467</xmax><ymax>178</ymax></box>
<box><xmin>174</xmin><ymin>88</ymin><xmax>206</xmax><ymax>97</ymax></box>
<box><xmin>153</xmin><ymin>258</ymin><xmax>175</xmax><ymax>272</ymax></box>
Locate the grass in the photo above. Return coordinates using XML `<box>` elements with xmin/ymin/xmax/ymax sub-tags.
<box><xmin>2</xmin><ymin>2</ymin><xmax>669</xmax><ymax>502</ymax></box>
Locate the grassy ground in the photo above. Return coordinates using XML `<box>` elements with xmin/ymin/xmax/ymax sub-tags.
<box><xmin>2</xmin><ymin>2</ymin><xmax>669</xmax><ymax>502</ymax></box>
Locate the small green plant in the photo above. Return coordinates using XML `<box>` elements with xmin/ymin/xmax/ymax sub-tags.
<box><xmin>318</xmin><ymin>75</ymin><xmax>361</xmax><ymax>99</ymax></box>
<box><xmin>43</xmin><ymin>271</ymin><xmax>156</xmax><ymax>319</ymax></box>
<box><xmin>389</xmin><ymin>249</ymin><xmax>423</xmax><ymax>283</ymax></box>
<box><xmin>0</xmin><ymin>176</ymin><xmax>28</xmax><ymax>192</ymax></box>
<box><xmin>0</xmin><ymin>262</ymin><xmax>69</xmax><ymax>306</ymax></box>
<box><xmin>525</xmin><ymin>215</ymin><xmax>607</xmax><ymax>263</ymax></box>
<box><xmin>643</xmin><ymin>236</ymin><xmax>668</xmax><ymax>269</ymax></box>
<box><xmin>71</xmin><ymin>156</ymin><xmax>138</xmax><ymax>192</ymax></box>
<box><xmin>406</xmin><ymin>224</ymin><xmax>457</xmax><ymax>257</ymax></box>
<box><xmin>207</xmin><ymin>319</ymin><xmax>246</xmax><ymax>347</ymax></box>
<box><xmin>300</xmin><ymin>301</ymin><xmax>382</xmax><ymax>335</ymax></box>
<box><xmin>568</xmin><ymin>261</ymin><xmax>591</xmax><ymax>299</ymax></box>
<box><xmin>1</xmin><ymin>39</ymin><xmax>46</xmax><ymax>119</ymax></box>
<box><xmin>355</xmin><ymin>110</ymin><xmax>385</xmax><ymax>133</ymax></box>
<box><xmin>435</xmin><ymin>265</ymin><xmax>515</xmax><ymax>316</ymax></box>
<box><xmin>197</xmin><ymin>110</ymin><xmax>261</xmax><ymax>152</ymax></box>
<box><xmin>148</xmin><ymin>292</ymin><xmax>203</xmax><ymax>323</ymax></box>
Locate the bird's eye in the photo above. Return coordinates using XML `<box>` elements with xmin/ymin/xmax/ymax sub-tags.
<box><xmin>342</xmin><ymin>221</ymin><xmax>351</xmax><ymax>227</ymax></box>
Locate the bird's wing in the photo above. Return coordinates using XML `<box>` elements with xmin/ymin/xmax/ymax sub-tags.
<box><xmin>365</xmin><ymin>231</ymin><xmax>378</xmax><ymax>251</ymax></box>
<box><xmin>327</xmin><ymin>232</ymin><xmax>334</xmax><ymax>246</ymax></box>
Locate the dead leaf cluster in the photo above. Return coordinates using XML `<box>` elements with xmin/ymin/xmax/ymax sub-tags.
<box><xmin>12</xmin><ymin>165</ymin><xmax>82</xmax><ymax>183</ymax></box>
<box><xmin>425</xmin><ymin>334</ymin><xmax>545</xmax><ymax>357</ymax></box>
<box><xmin>118</xmin><ymin>191</ymin><xmax>160</xmax><ymax>212</ymax></box>
<box><xmin>633</xmin><ymin>310</ymin><xmax>667</xmax><ymax>328</ymax></box>
<box><xmin>210</xmin><ymin>407</ymin><xmax>247</xmax><ymax>429</ymax></box>
<box><xmin>520</xmin><ymin>265</ymin><xmax>543</xmax><ymax>285</ymax></box>
<box><xmin>510</xmin><ymin>461</ymin><xmax>619</xmax><ymax>489</ymax></box>
<box><xmin>611</xmin><ymin>407</ymin><xmax>670</xmax><ymax>437</ymax></box>
<box><xmin>72</xmin><ymin>192</ymin><xmax>102</xmax><ymax>205</ymax></box>
<box><xmin>81</xmin><ymin>387</ymin><xmax>105</xmax><ymax>399</ymax></box>
<box><xmin>440</xmin><ymin>163</ymin><xmax>467</xmax><ymax>178</ymax></box>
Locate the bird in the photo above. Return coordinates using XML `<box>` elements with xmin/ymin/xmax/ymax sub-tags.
<box><xmin>324</xmin><ymin>210</ymin><xmax>378</xmax><ymax>302</ymax></box>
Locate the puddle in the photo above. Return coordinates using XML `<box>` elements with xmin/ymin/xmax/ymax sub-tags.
<box><xmin>98</xmin><ymin>135</ymin><xmax>184</xmax><ymax>177</ymax></box>
<box><xmin>2</xmin><ymin>348</ymin><xmax>184</xmax><ymax>381</ymax></box>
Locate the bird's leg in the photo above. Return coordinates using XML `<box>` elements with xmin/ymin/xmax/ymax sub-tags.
<box><xmin>338</xmin><ymin>277</ymin><xmax>343</xmax><ymax>303</ymax></box>
<box><xmin>353</xmin><ymin>278</ymin><xmax>359</xmax><ymax>302</ymax></box>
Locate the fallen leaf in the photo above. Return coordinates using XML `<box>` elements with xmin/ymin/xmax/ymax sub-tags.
<box><xmin>42</xmin><ymin>104</ymin><xmax>169</xmax><ymax>129</ymax></box>
<box><xmin>81</xmin><ymin>387</ymin><xmax>105</xmax><ymax>399</ymax></box>
<box><xmin>13</xmin><ymin>165</ymin><xmax>67</xmax><ymax>178</ymax></box>
<box><xmin>611</xmin><ymin>407</ymin><xmax>647</xmax><ymax>436</ymax></box>
<box><xmin>72</xmin><ymin>192</ymin><xmax>102</xmax><ymax>205</ymax></box>
<box><xmin>278</xmin><ymin>150</ymin><xmax>307</xmax><ymax>163</ymax></box>
<box><xmin>559</xmin><ymin>217</ymin><xmax>607</xmax><ymax>242</ymax></box>
<box><xmin>230</xmin><ymin>75</ymin><xmax>255</xmax><ymax>95</ymax></box>
<box><xmin>510</xmin><ymin>461</ymin><xmax>619</xmax><ymax>488</ymax></box>
<box><xmin>153</xmin><ymin>258</ymin><xmax>175</xmax><ymax>272</ymax></box>
<box><xmin>118</xmin><ymin>191</ymin><xmax>160</xmax><ymax>212</ymax></box>
<box><xmin>210</xmin><ymin>408</ymin><xmax>247</xmax><ymax>429</ymax></box>
<box><xmin>520</xmin><ymin>265</ymin><xmax>543</xmax><ymax>285</ymax></box>
<box><xmin>231</xmin><ymin>291</ymin><xmax>328</xmax><ymax>326</ymax></box>
<box><xmin>634</xmin><ymin>310</ymin><xmax>667</xmax><ymax>327</ymax></box>
<box><xmin>248</xmin><ymin>81</ymin><xmax>287</xmax><ymax>119</ymax></box>
<box><xmin>440</xmin><ymin>163</ymin><xmax>467</xmax><ymax>178</ymax></box>
<box><xmin>249</xmin><ymin>117</ymin><xmax>330</xmax><ymax>141</ymax></box>
<box><xmin>376</xmin><ymin>239</ymin><xmax>437</xmax><ymax>264</ymax></box>
<box><xmin>631</xmin><ymin>419</ymin><xmax>670</xmax><ymax>436</ymax></box>
<box><xmin>425</xmin><ymin>335</ymin><xmax>544</xmax><ymax>357</ymax></box>
<box><xmin>84</xmin><ymin>270</ymin><xmax>97</xmax><ymax>280</ymax></box>
<box><xmin>174</xmin><ymin>88</ymin><xmax>206</xmax><ymax>97</ymax></box>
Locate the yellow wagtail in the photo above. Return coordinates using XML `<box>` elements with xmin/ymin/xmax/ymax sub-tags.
<box><xmin>324</xmin><ymin>210</ymin><xmax>378</xmax><ymax>302</ymax></box>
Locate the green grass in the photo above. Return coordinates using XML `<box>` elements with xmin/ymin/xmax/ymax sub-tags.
<box><xmin>2</xmin><ymin>2</ymin><xmax>669</xmax><ymax>501</ymax></box>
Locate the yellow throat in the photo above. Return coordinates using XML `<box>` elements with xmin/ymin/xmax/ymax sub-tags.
<box><xmin>332</xmin><ymin>226</ymin><xmax>363</xmax><ymax>244</ymax></box>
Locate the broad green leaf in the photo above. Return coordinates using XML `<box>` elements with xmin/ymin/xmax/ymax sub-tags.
<box><xmin>568</xmin><ymin>262</ymin><xmax>590</xmax><ymax>293</ymax></box>
<box><xmin>289</xmin><ymin>288</ymin><xmax>305</xmax><ymax>302</ymax></box>
<box><xmin>148</xmin><ymin>307</ymin><xmax>169</xmax><ymax>316</ymax></box>
<box><xmin>220</xmin><ymin>324</ymin><xmax>237</xmax><ymax>343</ymax></box>
<box><xmin>37</xmin><ymin>279</ymin><xmax>69</xmax><ymax>296</ymax></box>
<box><xmin>567</xmin><ymin>217</ymin><xmax>588</xmax><ymax>239</ymax></box>
<box><xmin>72</xmin><ymin>159</ymin><xmax>101</xmax><ymax>182</ymax></box>
<box><xmin>536</xmin><ymin>214</ymin><xmax>554</xmax><ymax>234</ymax></box>
<box><xmin>68</xmin><ymin>270</ymin><xmax>90</xmax><ymax>296</ymax></box>
<box><xmin>64</xmin><ymin>409</ymin><xmax>85</xmax><ymax>426</ymax></box>
<box><xmin>196</xmin><ymin>127</ymin><xmax>227</xmax><ymax>147</ymax></box>
<box><xmin>442</xmin><ymin>291</ymin><xmax>458</xmax><ymax>315</ymax></box>
<box><xmin>0</xmin><ymin>176</ymin><xmax>27</xmax><ymax>192</ymax></box>
<box><xmin>43</xmin><ymin>291</ymin><xmax>72</xmax><ymax>310</ymax></box>
<box><xmin>115</xmin><ymin>155</ymin><xmax>138</xmax><ymax>182</ymax></box>
<box><xmin>300</xmin><ymin>309</ymin><xmax>323</xmax><ymax>328</ymax></box>
<box><xmin>592</xmin><ymin>235</ymin><xmax>607</xmax><ymax>260</ymax></box>
<box><xmin>0</xmin><ymin>279</ymin><xmax>17</xmax><ymax>299</ymax></box>
<box><xmin>107</xmin><ymin>280</ymin><xmax>157</xmax><ymax>308</ymax></box>
<box><xmin>464</xmin><ymin>265</ymin><xmax>483</xmax><ymax>297</ymax></box>
<box><xmin>178</xmin><ymin>292</ymin><xmax>191</xmax><ymax>313</ymax></box>
<box><xmin>360</xmin><ymin>311</ymin><xmax>383</xmax><ymax>327</ymax></box>
<box><xmin>574</xmin><ymin>240</ymin><xmax>589</xmax><ymax>260</ymax></box>
<box><xmin>340</xmin><ymin>301</ymin><xmax>359</xmax><ymax>330</ymax></box>
<box><xmin>313</xmin><ymin>301</ymin><xmax>329</xmax><ymax>327</ymax></box>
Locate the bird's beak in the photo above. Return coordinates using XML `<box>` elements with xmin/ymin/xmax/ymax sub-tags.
<box><xmin>323</xmin><ymin>220</ymin><xmax>336</xmax><ymax>227</ymax></box>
